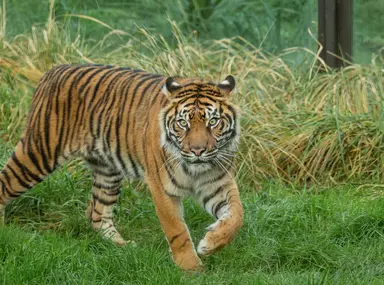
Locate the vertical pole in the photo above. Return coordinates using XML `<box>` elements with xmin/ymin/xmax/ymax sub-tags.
<box><xmin>337</xmin><ymin>0</ymin><xmax>352</xmax><ymax>64</ymax></box>
<box><xmin>318</xmin><ymin>0</ymin><xmax>326</xmax><ymax>62</ymax></box>
<box><xmin>318</xmin><ymin>0</ymin><xmax>353</xmax><ymax>68</ymax></box>
<box><xmin>325</xmin><ymin>0</ymin><xmax>337</xmax><ymax>67</ymax></box>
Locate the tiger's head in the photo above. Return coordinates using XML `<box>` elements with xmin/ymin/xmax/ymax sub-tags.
<box><xmin>159</xmin><ymin>75</ymin><xmax>240</xmax><ymax>175</ymax></box>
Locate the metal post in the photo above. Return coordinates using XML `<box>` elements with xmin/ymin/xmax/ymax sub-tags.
<box><xmin>337</xmin><ymin>0</ymin><xmax>352</xmax><ymax>63</ymax></box>
<box><xmin>318</xmin><ymin>0</ymin><xmax>353</xmax><ymax>68</ymax></box>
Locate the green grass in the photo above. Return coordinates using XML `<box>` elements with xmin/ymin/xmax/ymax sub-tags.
<box><xmin>0</xmin><ymin>141</ymin><xmax>384</xmax><ymax>284</ymax></box>
<box><xmin>1</xmin><ymin>139</ymin><xmax>384</xmax><ymax>284</ymax></box>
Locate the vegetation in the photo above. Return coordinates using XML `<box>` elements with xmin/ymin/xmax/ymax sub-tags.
<box><xmin>0</xmin><ymin>1</ymin><xmax>383</xmax><ymax>186</ymax></box>
<box><xmin>1</xmin><ymin>164</ymin><xmax>384</xmax><ymax>284</ymax></box>
<box><xmin>0</xmin><ymin>0</ymin><xmax>383</xmax><ymax>284</ymax></box>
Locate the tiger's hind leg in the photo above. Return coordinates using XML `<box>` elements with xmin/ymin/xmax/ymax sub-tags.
<box><xmin>0</xmin><ymin>140</ymin><xmax>55</xmax><ymax>223</ymax></box>
<box><xmin>86</xmin><ymin>163</ymin><xmax>130</xmax><ymax>246</ymax></box>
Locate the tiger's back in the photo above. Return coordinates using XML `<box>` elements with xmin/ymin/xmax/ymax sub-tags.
<box><xmin>24</xmin><ymin>64</ymin><xmax>165</xmax><ymax>178</ymax></box>
<box><xmin>0</xmin><ymin>64</ymin><xmax>243</xmax><ymax>271</ymax></box>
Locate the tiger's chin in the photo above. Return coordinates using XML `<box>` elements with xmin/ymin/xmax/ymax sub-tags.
<box><xmin>182</xmin><ymin>160</ymin><xmax>214</xmax><ymax>176</ymax></box>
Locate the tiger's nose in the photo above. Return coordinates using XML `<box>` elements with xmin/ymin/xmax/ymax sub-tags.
<box><xmin>190</xmin><ymin>147</ymin><xmax>206</xmax><ymax>157</ymax></box>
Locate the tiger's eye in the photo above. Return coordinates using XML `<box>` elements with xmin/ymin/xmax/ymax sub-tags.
<box><xmin>178</xmin><ymin>120</ymin><xmax>188</xmax><ymax>127</ymax></box>
<box><xmin>209</xmin><ymin>118</ymin><xmax>219</xmax><ymax>126</ymax></box>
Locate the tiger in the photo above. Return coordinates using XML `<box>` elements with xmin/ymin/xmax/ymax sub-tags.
<box><xmin>0</xmin><ymin>64</ymin><xmax>243</xmax><ymax>271</ymax></box>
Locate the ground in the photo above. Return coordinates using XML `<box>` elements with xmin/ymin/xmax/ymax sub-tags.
<box><xmin>1</xmin><ymin>142</ymin><xmax>384</xmax><ymax>284</ymax></box>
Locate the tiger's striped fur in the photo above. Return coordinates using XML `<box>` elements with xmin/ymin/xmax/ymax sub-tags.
<box><xmin>0</xmin><ymin>64</ymin><xmax>243</xmax><ymax>270</ymax></box>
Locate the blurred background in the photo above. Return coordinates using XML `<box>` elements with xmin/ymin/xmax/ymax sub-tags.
<box><xmin>5</xmin><ymin>0</ymin><xmax>384</xmax><ymax>64</ymax></box>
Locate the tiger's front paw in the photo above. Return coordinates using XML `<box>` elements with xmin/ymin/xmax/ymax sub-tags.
<box><xmin>197</xmin><ymin>230</ymin><xmax>227</xmax><ymax>256</ymax></box>
<box><xmin>197</xmin><ymin>216</ymin><xmax>242</xmax><ymax>256</ymax></box>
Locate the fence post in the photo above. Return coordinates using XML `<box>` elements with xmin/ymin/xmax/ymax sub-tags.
<box><xmin>318</xmin><ymin>0</ymin><xmax>352</xmax><ymax>68</ymax></box>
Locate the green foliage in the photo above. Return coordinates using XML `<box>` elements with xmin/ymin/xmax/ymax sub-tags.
<box><xmin>354</xmin><ymin>0</ymin><xmax>384</xmax><ymax>62</ymax></box>
<box><xmin>0</xmin><ymin>160</ymin><xmax>384</xmax><ymax>284</ymax></box>
<box><xmin>5</xmin><ymin>0</ymin><xmax>318</xmax><ymax>53</ymax></box>
<box><xmin>4</xmin><ymin>0</ymin><xmax>383</xmax><ymax>62</ymax></box>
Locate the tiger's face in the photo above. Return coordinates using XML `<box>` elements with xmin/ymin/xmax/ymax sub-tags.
<box><xmin>160</xmin><ymin>76</ymin><xmax>240</xmax><ymax>174</ymax></box>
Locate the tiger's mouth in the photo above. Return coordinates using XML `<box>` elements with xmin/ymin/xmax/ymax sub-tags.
<box><xmin>181</xmin><ymin>155</ymin><xmax>212</xmax><ymax>164</ymax></box>
<box><xmin>188</xmin><ymin>158</ymin><xmax>211</xmax><ymax>164</ymax></box>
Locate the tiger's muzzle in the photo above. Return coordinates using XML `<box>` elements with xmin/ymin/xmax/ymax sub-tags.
<box><xmin>180</xmin><ymin>120</ymin><xmax>217</xmax><ymax>163</ymax></box>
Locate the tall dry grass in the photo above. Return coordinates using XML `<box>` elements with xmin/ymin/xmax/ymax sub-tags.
<box><xmin>0</xmin><ymin>1</ymin><xmax>383</xmax><ymax>188</ymax></box>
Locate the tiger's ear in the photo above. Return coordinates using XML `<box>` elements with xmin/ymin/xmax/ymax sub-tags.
<box><xmin>162</xmin><ymin>77</ymin><xmax>182</xmax><ymax>99</ymax></box>
<box><xmin>218</xmin><ymin>75</ymin><xmax>236</xmax><ymax>97</ymax></box>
